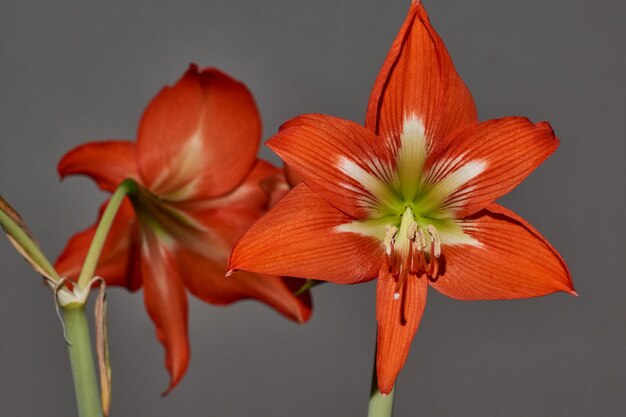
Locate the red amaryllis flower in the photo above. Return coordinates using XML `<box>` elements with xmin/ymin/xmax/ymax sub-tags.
<box><xmin>229</xmin><ymin>2</ymin><xmax>574</xmax><ymax>394</ymax></box>
<box><xmin>55</xmin><ymin>65</ymin><xmax>311</xmax><ymax>392</ymax></box>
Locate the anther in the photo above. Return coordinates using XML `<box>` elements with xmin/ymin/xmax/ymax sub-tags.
<box><xmin>384</xmin><ymin>225</ymin><xmax>398</xmax><ymax>256</ymax></box>
<box><xmin>427</xmin><ymin>224</ymin><xmax>441</xmax><ymax>258</ymax></box>
<box><xmin>415</xmin><ymin>228</ymin><xmax>426</xmax><ymax>252</ymax></box>
<box><xmin>407</xmin><ymin>221</ymin><xmax>417</xmax><ymax>240</ymax></box>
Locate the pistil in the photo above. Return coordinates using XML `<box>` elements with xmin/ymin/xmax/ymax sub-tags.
<box><xmin>391</xmin><ymin>207</ymin><xmax>416</xmax><ymax>300</ymax></box>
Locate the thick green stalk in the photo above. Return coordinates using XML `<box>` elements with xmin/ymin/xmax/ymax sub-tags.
<box><xmin>368</xmin><ymin>352</ymin><xmax>395</xmax><ymax>417</ymax></box>
<box><xmin>63</xmin><ymin>305</ymin><xmax>103</xmax><ymax>417</ymax></box>
<box><xmin>77</xmin><ymin>179</ymin><xmax>137</xmax><ymax>288</ymax></box>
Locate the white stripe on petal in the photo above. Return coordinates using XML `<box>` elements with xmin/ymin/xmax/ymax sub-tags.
<box><xmin>151</xmin><ymin>126</ymin><xmax>206</xmax><ymax>200</ymax></box>
<box><xmin>337</xmin><ymin>157</ymin><xmax>397</xmax><ymax>214</ymax></box>
<box><xmin>421</xmin><ymin>159</ymin><xmax>487</xmax><ymax>213</ymax></box>
<box><xmin>437</xmin><ymin>220</ymin><xmax>482</xmax><ymax>248</ymax></box>
<box><xmin>397</xmin><ymin>115</ymin><xmax>428</xmax><ymax>201</ymax></box>
<box><xmin>335</xmin><ymin>218</ymin><xmax>389</xmax><ymax>241</ymax></box>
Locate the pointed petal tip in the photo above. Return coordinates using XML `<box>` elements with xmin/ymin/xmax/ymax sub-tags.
<box><xmin>225</xmin><ymin>268</ymin><xmax>236</xmax><ymax>277</ymax></box>
<box><xmin>160</xmin><ymin>381</ymin><xmax>177</xmax><ymax>397</ymax></box>
<box><xmin>293</xmin><ymin>304</ymin><xmax>312</xmax><ymax>324</ymax></box>
<box><xmin>158</xmin><ymin>352</ymin><xmax>187</xmax><ymax>397</ymax></box>
<box><xmin>187</xmin><ymin>62</ymin><xmax>199</xmax><ymax>73</ymax></box>
<box><xmin>160</xmin><ymin>368</ymin><xmax>185</xmax><ymax>397</ymax></box>
<box><xmin>160</xmin><ymin>386</ymin><xmax>172</xmax><ymax>398</ymax></box>
<box><xmin>568</xmin><ymin>289</ymin><xmax>579</xmax><ymax>297</ymax></box>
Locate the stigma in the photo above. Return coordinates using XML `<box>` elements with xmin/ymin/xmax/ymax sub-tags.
<box><xmin>383</xmin><ymin>207</ymin><xmax>442</xmax><ymax>300</ymax></box>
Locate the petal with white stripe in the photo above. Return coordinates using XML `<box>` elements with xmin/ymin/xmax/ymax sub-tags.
<box><xmin>424</xmin><ymin>117</ymin><xmax>559</xmax><ymax>217</ymax></box>
<box><xmin>268</xmin><ymin>114</ymin><xmax>400</xmax><ymax>218</ymax></box>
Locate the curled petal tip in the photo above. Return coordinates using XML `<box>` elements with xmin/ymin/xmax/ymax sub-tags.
<box><xmin>160</xmin><ymin>384</ymin><xmax>174</xmax><ymax>398</ymax></box>
<box><xmin>160</xmin><ymin>371</ymin><xmax>185</xmax><ymax>397</ymax></box>
<box><xmin>569</xmin><ymin>290</ymin><xmax>579</xmax><ymax>297</ymax></box>
<box><xmin>535</xmin><ymin>120</ymin><xmax>553</xmax><ymax>130</ymax></box>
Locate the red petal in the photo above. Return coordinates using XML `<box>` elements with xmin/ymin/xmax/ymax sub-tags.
<box><xmin>366</xmin><ymin>2</ymin><xmax>477</xmax><ymax>145</ymax></box>
<box><xmin>268</xmin><ymin>114</ymin><xmax>395</xmax><ymax>218</ymax></box>
<box><xmin>430</xmin><ymin>203</ymin><xmax>575</xmax><ymax>300</ymax></box>
<box><xmin>230</xmin><ymin>184</ymin><xmax>383</xmax><ymax>284</ymax></box>
<box><xmin>58</xmin><ymin>140</ymin><xmax>139</xmax><ymax>192</ymax></box>
<box><xmin>174</xmin><ymin>159</ymin><xmax>283</xmax><ymax>215</ymax></box>
<box><xmin>177</xmin><ymin>248</ymin><xmax>311</xmax><ymax>323</ymax></box>
<box><xmin>55</xmin><ymin>199</ymin><xmax>142</xmax><ymax>290</ymax></box>
<box><xmin>425</xmin><ymin>117</ymin><xmax>559</xmax><ymax>217</ymax></box>
<box><xmin>137</xmin><ymin>65</ymin><xmax>260</xmax><ymax>201</ymax></box>
<box><xmin>141</xmin><ymin>233</ymin><xmax>190</xmax><ymax>393</ymax></box>
<box><xmin>376</xmin><ymin>266</ymin><xmax>428</xmax><ymax>395</ymax></box>
<box><xmin>284</xmin><ymin>164</ymin><xmax>303</xmax><ymax>188</ymax></box>
<box><xmin>173</xmin><ymin>173</ymin><xmax>313</xmax><ymax>323</ymax></box>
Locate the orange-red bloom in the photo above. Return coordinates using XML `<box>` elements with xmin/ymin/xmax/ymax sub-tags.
<box><xmin>229</xmin><ymin>2</ymin><xmax>574</xmax><ymax>394</ymax></box>
<box><xmin>55</xmin><ymin>65</ymin><xmax>311</xmax><ymax>392</ymax></box>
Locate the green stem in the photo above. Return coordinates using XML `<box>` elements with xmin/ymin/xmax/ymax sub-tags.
<box><xmin>63</xmin><ymin>305</ymin><xmax>103</xmax><ymax>417</ymax></box>
<box><xmin>77</xmin><ymin>179</ymin><xmax>137</xmax><ymax>288</ymax></box>
<box><xmin>368</xmin><ymin>353</ymin><xmax>395</xmax><ymax>417</ymax></box>
<box><xmin>0</xmin><ymin>208</ymin><xmax>60</xmax><ymax>281</ymax></box>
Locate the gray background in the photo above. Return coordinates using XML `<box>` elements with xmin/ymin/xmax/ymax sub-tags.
<box><xmin>1</xmin><ymin>0</ymin><xmax>624</xmax><ymax>416</ymax></box>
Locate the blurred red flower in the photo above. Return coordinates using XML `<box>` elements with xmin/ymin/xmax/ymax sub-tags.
<box><xmin>56</xmin><ymin>65</ymin><xmax>311</xmax><ymax>392</ymax></box>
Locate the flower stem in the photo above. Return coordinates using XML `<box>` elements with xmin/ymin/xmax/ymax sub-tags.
<box><xmin>63</xmin><ymin>304</ymin><xmax>103</xmax><ymax>417</ymax></box>
<box><xmin>368</xmin><ymin>352</ymin><xmax>395</xmax><ymax>417</ymax></box>
<box><xmin>77</xmin><ymin>179</ymin><xmax>137</xmax><ymax>289</ymax></box>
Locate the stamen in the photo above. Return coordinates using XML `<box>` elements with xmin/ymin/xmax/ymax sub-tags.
<box><xmin>415</xmin><ymin>228</ymin><xmax>426</xmax><ymax>252</ymax></box>
<box><xmin>384</xmin><ymin>225</ymin><xmax>398</xmax><ymax>256</ymax></box>
<box><xmin>427</xmin><ymin>224</ymin><xmax>441</xmax><ymax>258</ymax></box>
<box><xmin>394</xmin><ymin>238</ymin><xmax>413</xmax><ymax>298</ymax></box>
<box><xmin>388</xmin><ymin>240</ymin><xmax>399</xmax><ymax>275</ymax></box>
<box><xmin>384</xmin><ymin>225</ymin><xmax>399</xmax><ymax>274</ymax></box>
<box><xmin>427</xmin><ymin>250</ymin><xmax>439</xmax><ymax>279</ymax></box>
<box><xmin>407</xmin><ymin>221</ymin><xmax>417</xmax><ymax>240</ymax></box>
<box><xmin>409</xmin><ymin>226</ymin><xmax>422</xmax><ymax>274</ymax></box>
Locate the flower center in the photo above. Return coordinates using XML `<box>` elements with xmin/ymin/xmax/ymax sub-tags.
<box><xmin>384</xmin><ymin>206</ymin><xmax>442</xmax><ymax>300</ymax></box>
<box><xmin>130</xmin><ymin>186</ymin><xmax>209</xmax><ymax>248</ymax></box>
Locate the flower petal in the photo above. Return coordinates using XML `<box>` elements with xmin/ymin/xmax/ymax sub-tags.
<box><xmin>366</xmin><ymin>2</ymin><xmax>477</xmax><ymax>146</ymax></box>
<box><xmin>376</xmin><ymin>266</ymin><xmax>428</xmax><ymax>395</ymax></box>
<box><xmin>58</xmin><ymin>140</ymin><xmax>139</xmax><ymax>192</ymax></box>
<box><xmin>141</xmin><ymin>232</ymin><xmax>189</xmax><ymax>393</ymax></box>
<box><xmin>423</xmin><ymin>117</ymin><xmax>559</xmax><ymax>217</ymax></box>
<box><xmin>229</xmin><ymin>183</ymin><xmax>383</xmax><ymax>284</ymax></box>
<box><xmin>430</xmin><ymin>203</ymin><xmax>575</xmax><ymax>300</ymax></box>
<box><xmin>137</xmin><ymin>65</ymin><xmax>261</xmax><ymax>201</ymax></box>
<box><xmin>268</xmin><ymin>114</ymin><xmax>398</xmax><ymax>218</ymax></box>
<box><xmin>55</xmin><ymin>199</ymin><xmax>142</xmax><ymax>290</ymax></box>
<box><xmin>177</xmin><ymin>248</ymin><xmax>312</xmax><ymax>323</ymax></box>
<box><xmin>174</xmin><ymin>159</ymin><xmax>284</xmax><ymax>214</ymax></box>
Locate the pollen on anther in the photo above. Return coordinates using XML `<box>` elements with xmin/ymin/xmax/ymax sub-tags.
<box><xmin>427</xmin><ymin>224</ymin><xmax>442</xmax><ymax>258</ymax></box>
<box><xmin>415</xmin><ymin>228</ymin><xmax>426</xmax><ymax>251</ymax></box>
<box><xmin>384</xmin><ymin>225</ymin><xmax>398</xmax><ymax>256</ymax></box>
<box><xmin>407</xmin><ymin>221</ymin><xmax>417</xmax><ymax>240</ymax></box>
